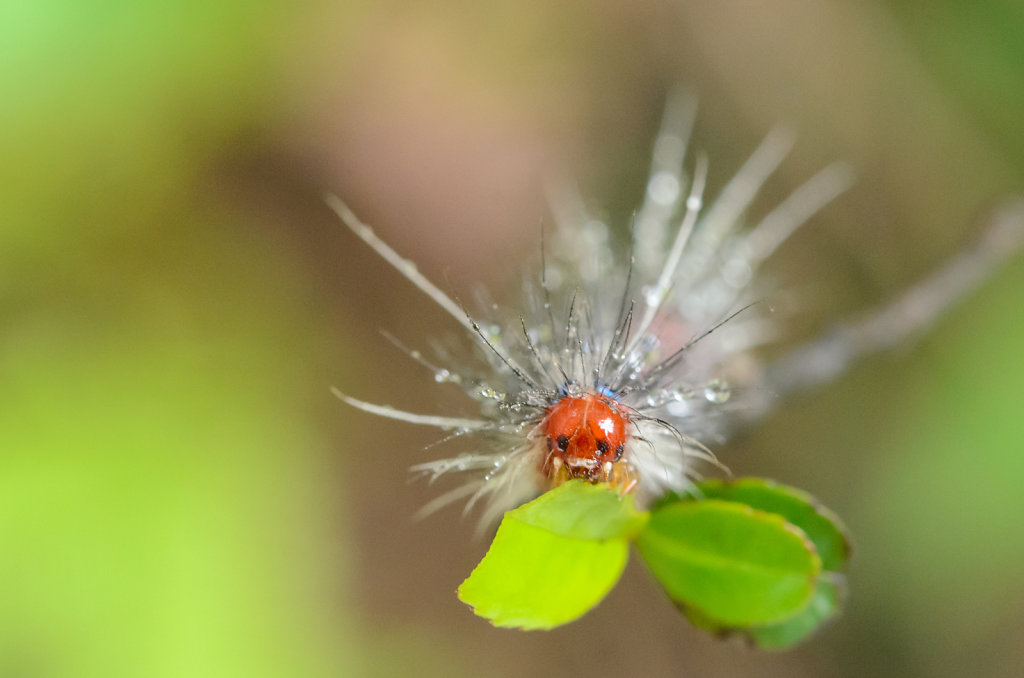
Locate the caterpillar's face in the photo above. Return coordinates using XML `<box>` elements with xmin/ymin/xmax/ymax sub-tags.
<box><xmin>542</xmin><ymin>394</ymin><xmax>628</xmax><ymax>483</ymax></box>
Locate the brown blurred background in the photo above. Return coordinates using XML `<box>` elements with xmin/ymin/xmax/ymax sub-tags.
<box><xmin>3</xmin><ymin>1</ymin><xmax>1024</xmax><ymax>676</ymax></box>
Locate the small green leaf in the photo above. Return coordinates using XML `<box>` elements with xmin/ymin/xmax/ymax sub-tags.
<box><xmin>696</xmin><ymin>478</ymin><xmax>851</xmax><ymax>572</ymax></box>
<box><xmin>458</xmin><ymin>482</ymin><xmax>642</xmax><ymax>630</ymax></box>
<box><xmin>637</xmin><ymin>499</ymin><xmax>821</xmax><ymax>626</ymax></box>
<box><xmin>656</xmin><ymin>480</ymin><xmax>850</xmax><ymax>646</ymax></box>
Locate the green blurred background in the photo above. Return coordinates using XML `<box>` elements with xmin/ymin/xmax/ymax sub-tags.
<box><xmin>2</xmin><ymin>1</ymin><xmax>1023</xmax><ymax>676</ymax></box>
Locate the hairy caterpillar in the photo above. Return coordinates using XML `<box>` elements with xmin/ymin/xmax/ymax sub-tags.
<box><xmin>331</xmin><ymin>94</ymin><xmax>1024</xmax><ymax>528</ymax></box>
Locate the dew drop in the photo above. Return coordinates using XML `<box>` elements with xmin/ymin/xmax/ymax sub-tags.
<box><xmin>643</xmin><ymin>285</ymin><xmax>664</xmax><ymax>307</ymax></box>
<box><xmin>647</xmin><ymin>171</ymin><xmax>681</xmax><ymax>206</ymax></box>
<box><xmin>666</xmin><ymin>400</ymin><xmax>691</xmax><ymax>417</ymax></box>
<box><xmin>722</xmin><ymin>258</ymin><xmax>753</xmax><ymax>288</ymax></box>
<box><xmin>673</xmin><ymin>385</ymin><xmax>694</xmax><ymax>401</ymax></box>
<box><xmin>544</xmin><ymin>268</ymin><xmax>563</xmax><ymax>290</ymax></box>
<box><xmin>479</xmin><ymin>386</ymin><xmax>506</xmax><ymax>402</ymax></box>
<box><xmin>704</xmin><ymin>379</ymin><xmax>731</xmax><ymax>404</ymax></box>
<box><xmin>434</xmin><ymin>369</ymin><xmax>451</xmax><ymax>383</ymax></box>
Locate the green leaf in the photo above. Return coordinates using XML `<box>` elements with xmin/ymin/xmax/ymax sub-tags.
<box><xmin>458</xmin><ymin>482</ymin><xmax>642</xmax><ymax>630</ymax></box>
<box><xmin>636</xmin><ymin>499</ymin><xmax>821</xmax><ymax>626</ymax></box>
<box><xmin>652</xmin><ymin>480</ymin><xmax>850</xmax><ymax>646</ymax></box>
<box><xmin>695</xmin><ymin>478</ymin><xmax>851</xmax><ymax>572</ymax></box>
<box><xmin>457</xmin><ymin>520</ymin><xmax>628</xmax><ymax>630</ymax></box>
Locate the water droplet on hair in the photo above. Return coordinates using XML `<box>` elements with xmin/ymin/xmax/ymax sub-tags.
<box><xmin>479</xmin><ymin>386</ymin><xmax>506</xmax><ymax>402</ymax></box>
<box><xmin>673</xmin><ymin>385</ymin><xmax>694</xmax><ymax>401</ymax></box>
<box><xmin>666</xmin><ymin>400</ymin><xmax>691</xmax><ymax>417</ymax></box>
<box><xmin>647</xmin><ymin>171</ymin><xmax>680</xmax><ymax>206</ymax></box>
<box><xmin>643</xmin><ymin>285</ymin><xmax>663</xmax><ymax>308</ymax></box>
<box><xmin>704</xmin><ymin>379</ymin><xmax>731</xmax><ymax>403</ymax></box>
<box><xmin>722</xmin><ymin>258</ymin><xmax>753</xmax><ymax>288</ymax></box>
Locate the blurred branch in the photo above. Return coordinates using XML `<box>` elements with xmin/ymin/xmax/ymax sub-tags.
<box><xmin>762</xmin><ymin>197</ymin><xmax>1024</xmax><ymax>401</ymax></box>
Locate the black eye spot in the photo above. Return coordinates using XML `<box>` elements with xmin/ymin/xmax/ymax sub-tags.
<box><xmin>596</xmin><ymin>440</ymin><xmax>609</xmax><ymax>456</ymax></box>
<box><xmin>556</xmin><ymin>435</ymin><xmax>569</xmax><ymax>451</ymax></box>
<box><xmin>614</xmin><ymin>445</ymin><xmax>624</xmax><ymax>462</ymax></box>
